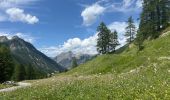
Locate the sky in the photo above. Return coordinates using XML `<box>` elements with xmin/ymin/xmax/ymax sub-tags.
<box><xmin>0</xmin><ymin>0</ymin><xmax>142</xmax><ymax>57</ymax></box>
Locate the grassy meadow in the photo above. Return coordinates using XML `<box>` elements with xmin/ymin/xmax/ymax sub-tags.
<box><xmin>0</xmin><ymin>32</ymin><xmax>170</xmax><ymax>99</ymax></box>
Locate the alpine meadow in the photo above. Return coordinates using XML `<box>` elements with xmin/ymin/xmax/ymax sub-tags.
<box><xmin>0</xmin><ymin>0</ymin><xmax>170</xmax><ymax>100</ymax></box>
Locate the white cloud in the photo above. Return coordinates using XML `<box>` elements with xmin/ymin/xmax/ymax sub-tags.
<box><xmin>81</xmin><ymin>3</ymin><xmax>105</xmax><ymax>26</ymax></box>
<box><xmin>108</xmin><ymin>22</ymin><xmax>127</xmax><ymax>33</ymax></box>
<box><xmin>40</xmin><ymin>21</ymin><xmax>140</xmax><ymax>57</ymax></box>
<box><xmin>0</xmin><ymin>0</ymin><xmax>39</xmax><ymax>24</ymax></box>
<box><xmin>108</xmin><ymin>21</ymin><xmax>139</xmax><ymax>47</ymax></box>
<box><xmin>136</xmin><ymin>0</ymin><xmax>143</xmax><ymax>8</ymax></box>
<box><xmin>40</xmin><ymin>34</ymin><xmax>98</xmax><ymax>57</ymax></box>
<box><xmin>15</xmin><ymin>32</ymin><xmax>35</xmax><ymax>43</ymax></box>
<box><xmin>108</xmin><ymin>22</ymin><xmax>128</xmax><ymax>47</ymax></box>
<box><xmin>0</xmin><ymin>32</ymin><xmax>35</xmax><ymax>43</ymax></box>
<box><xmin>81</xmin><ymin>0</ymin><xmax>142</xmax><ymax>26</ymax></box>
<box><xmin>109</xmin><ymin>0</ymin><xmax>141</xmax><ymax>12</ymax></box>
<box><xmin>39</xmin><ymin>34</ymin><xmax>98</xmax><ymax>57</ymax></box>
<box><xmin>123</xmin><ymin>0</ymin><xmax>135</xmax><ymax>8</ymax></box>
<box><xmin>6</xmin><ymin>8</ymin><xmax>39</xmax><ymax>24</ymax></box>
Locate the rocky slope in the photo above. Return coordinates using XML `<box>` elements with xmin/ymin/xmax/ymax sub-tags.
<box><xmin>54</xmin><ymin>51</ymin><xmax>94</xmax><ymax>69</ymax></box>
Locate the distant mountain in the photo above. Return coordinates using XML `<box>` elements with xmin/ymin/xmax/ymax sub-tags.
<box><xmin>54</xmin><ymin>51</ymin><xmax>94</xmax><ymax>70</ymax></box>
<box><xmin>0</xmin><ymin>36</ymin><xmax>64</xmax><ymax>73</ymax></box>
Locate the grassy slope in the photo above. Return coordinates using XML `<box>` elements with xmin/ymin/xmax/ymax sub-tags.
<box><xmin>0</xmin><ymin>84</ymin><xmax>13</xmax><ymax>89</ymax></box>
<box><xmin>0</xmin><ymin>32</ymin><xmax>170</xmax><ymax>100</ymax></box>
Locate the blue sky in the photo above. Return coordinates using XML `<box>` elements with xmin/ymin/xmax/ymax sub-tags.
<box><xmin>0</xmin><ymin>0</ymin><xmax>142</xmax><ymax>57</ymax></box>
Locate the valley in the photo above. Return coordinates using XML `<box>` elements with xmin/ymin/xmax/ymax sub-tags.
<box><xmin>0</xmin><ymin>0</ymin><xmax>170</xmax><ymax>99</ymax></box>
<box><xmin>0</xmin><ymin>30</ymin><xmax>170</xmax><ymax>99</ymax></box>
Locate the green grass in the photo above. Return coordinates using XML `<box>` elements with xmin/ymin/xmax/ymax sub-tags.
<box><xmin>65</xmin><ymin>33</ymin><xmax>170</xmax><ymax>76</ymax></box>
<box><xmin>0</xmin><ymin>32</ymin><xmax>170</xmax><ymax>100</ymax></box>
<box><xmin>0</xmin><ymin>84</ymin><xmax>13</xmax><ymax>89</ymax></box>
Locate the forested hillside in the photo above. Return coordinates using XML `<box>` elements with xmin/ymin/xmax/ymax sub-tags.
<box><xmin>0</xmin><ymin>44</ymin><xmax>14</xmax><ymax>83</ymax></box>
<box><xmin>0</xmin><ymin>36</ymin><xmax>65</xmax><ymax>83</ymax></box>
<box><xmin>0</xmin><ymin>44</ymin><xmax>47</xmax><ymax>83</ymax></box>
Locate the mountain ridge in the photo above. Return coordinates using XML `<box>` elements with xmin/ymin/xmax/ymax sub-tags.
<box><xmin>0</xmin><ymin>36</ymin><xmax>65</xmax><ymax>73</ymax></box>
<box><xmin>54</xmin><ymin>51</ymin><xmax>94</xmax><ymax>69</ymax></box>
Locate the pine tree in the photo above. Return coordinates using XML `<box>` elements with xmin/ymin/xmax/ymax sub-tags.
<box><xmin>138</xmin><ymin>0</ymin><xmax>170</xmax><ymax>40</ymax></box>
<box><xmin>13</xmin><ymin>64</ymin><xmax>26</xmax><ymax>81</ymax></box>
<box><xmin>33</xmin><ymin>68</ymin><xmax>46</xmax><ymax>79</ymax></box>
<box><xmin>71</xmin><ymin>57</ymin><xmax>78</xmax><ymax>68</ymax></box>
<box><xmin>0</xmin><ymin>45</ymin><xmax>14</xmax><ymax>83</ymax></box>
<box><xmin>109</xmin><ymin>30</ymin><xmax>119</xmax><ymax>52</ymax></box>
<box><xmin>26</xmin><ymin>64</ymin><xmax>35</xmax><ymax>80</ymax></box>
<box><xmin>160</xmin><ymin>0</ymin><xmax>170</xmax><ymax>29</ymax></box>
<box><xmin>125</xmin><ymin>16</ymin><xmax>136</xmax><ymax>43</ymax></box>
<box><xmin>135</xmin><ymin>31</ymin><xmax>144</xmax><ymax>51</ymax></box>
<box><xmin>97</xmin><ymin>22</ymin><xmax>111</xmax><ymax>54</ymax></box>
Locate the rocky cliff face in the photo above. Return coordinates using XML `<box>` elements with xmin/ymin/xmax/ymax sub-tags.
<box><xmin>54</xmin><ymin>51</ymin><xmax>94</xmax><ymax>70</ymax></box>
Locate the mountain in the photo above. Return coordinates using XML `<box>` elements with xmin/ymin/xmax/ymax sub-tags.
<box><xmin>1</xmin><ymin>29</ymin><xmax>170</xmax><ymax>99</ymax></box>
<box><xmin>0</xmin><ymin>36</ymin><xmax>64</xmax><ymax>73</ymax></box>
<box><xmin>54</xmin><ymin>51</ymin><xmax>94</xmax><ymax>69</ymax></box>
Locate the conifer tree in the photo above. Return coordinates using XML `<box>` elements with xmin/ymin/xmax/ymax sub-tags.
<box><xmin>109</xmin><ymin>30</ymin><xmax>119</xmax><ymax>52</ymax></box>
<box><xmin>135</xmin><ymin>31</ymin><xmax>144</xmax><ymax>51</ymax></box>
<box><xmin>138</xmin><ymin>0</ymin><xmax>170</xmax><ymax>40</ymax></box>
<box><xmin>0</xmin><ymin>45</ymin><xmax>14</xmax><ymax>83</ymax></box>
<box><xmin>26</xmin><ymin>64</ymin><xmax>35</xmax><ymax>80</ymax></box>
<box><xmin>125</xmin><ymin>16</ymin><xmax>136</xmax><ymax>43</ymax></box>
<box><xmin>160</xmin><ymin>0</ymin><xmax>170</xmax><ymax>29</ymax></box>
<box><xmin>13</xmin><ymin>64</ymin><xmax>26</xmax><ymax>81</ymax></box>
<box><xmin>97</xmin><ymin>22</ymin><xmax>111</xmax><ymax>54</ymax></box>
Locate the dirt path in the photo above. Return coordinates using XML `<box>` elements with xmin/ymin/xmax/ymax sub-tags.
<box><xmin>0</xmin><ymin>82</ymin><xmax>31</xmax><ymax>92</ymax></box>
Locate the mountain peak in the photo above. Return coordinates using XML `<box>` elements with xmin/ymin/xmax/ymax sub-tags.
<box><xmin>0</xmin><ymin>36</ymin><xmax>64</xmax><ymax>73</ymax></box>
<box><xmin>54</xmin><ymin>51</ymin><xmax>93</xmax><ymax>69</ymax></box>
<box><xmin>12</xmin><ymin>36</ymin><xmax>20</xmax><ymax>40</ymax></box>
<box><xmin>0</xmin><ymin>36</ymin><xmax>8</xmax><ymax>42</ymax></box>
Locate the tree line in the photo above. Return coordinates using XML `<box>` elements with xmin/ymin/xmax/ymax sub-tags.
<box><xmin>0</xmin><ymin>44</ymin><xmax>46</xmax><ymax>83</ymax></box>
<box><xmin>97</xmin><ymin>0</ymin><xmax>170</xmax><ymax>54</ymax></box>
<box><xmin>136</xmin><ymin>0</ymin><xmax>170</xmax><ymax>49</ymax></box>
